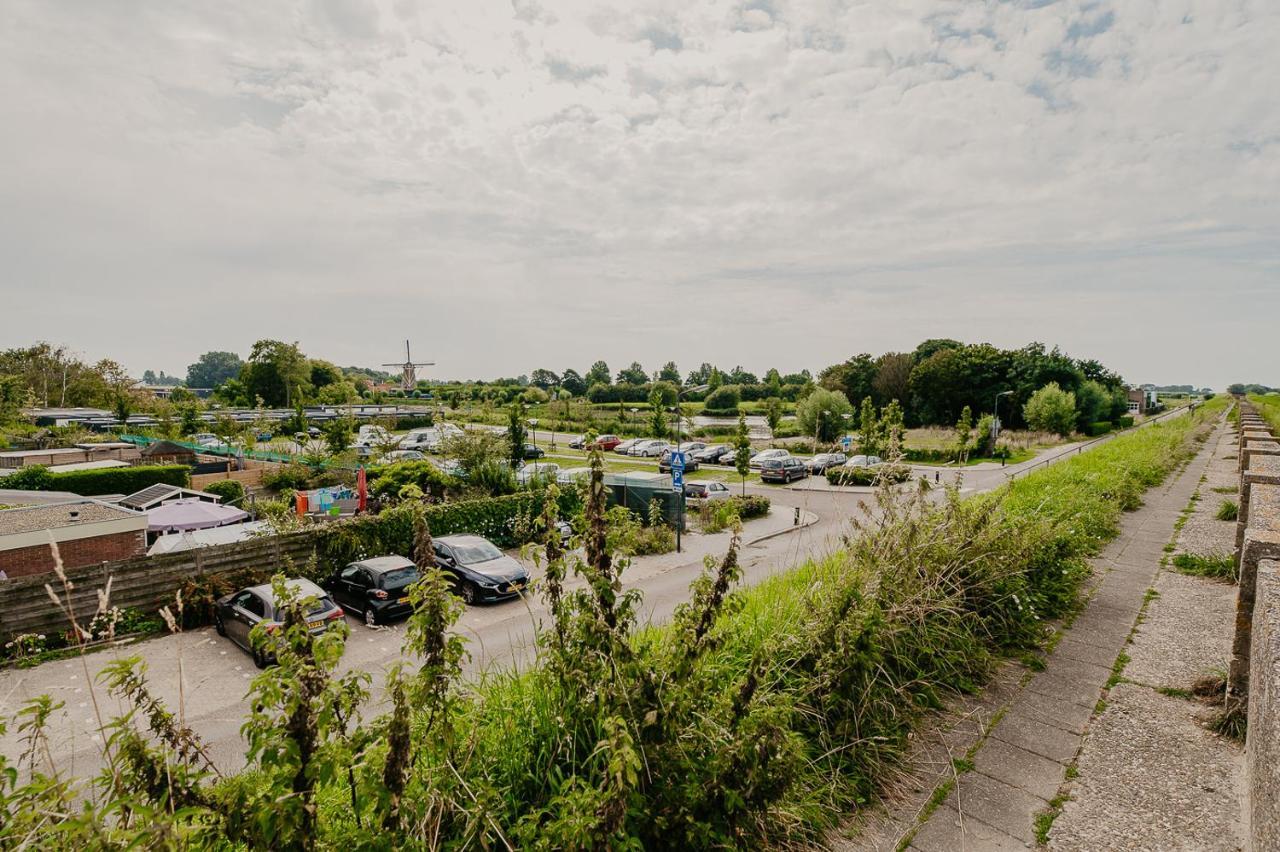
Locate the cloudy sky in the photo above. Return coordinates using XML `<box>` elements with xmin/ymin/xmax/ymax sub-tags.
<box><xmin>1</xmin><ymin>0</ymin><xmax>1276</xmax><ymax>388</ymax></box>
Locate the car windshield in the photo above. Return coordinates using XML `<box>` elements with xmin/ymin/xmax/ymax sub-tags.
<box><xmin>452</xmin><ymin>540</ymin><xmax>503</xmax><ymax>564</ymax></box>
<box><xmin>379</xmin><ymin>567</ymin><xmax>419</xmax><ymax>588</ymax></box>
<box><xmin>762</xmin><ymin>459</ymin><xmax>783</xmax><ymax>468</ymax></box>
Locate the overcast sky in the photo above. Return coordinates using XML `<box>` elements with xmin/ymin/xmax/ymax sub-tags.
<box><xmin>1</xmin><ymin>0</ymin><xmax>1276</xmax><ymax>389</ymax></box>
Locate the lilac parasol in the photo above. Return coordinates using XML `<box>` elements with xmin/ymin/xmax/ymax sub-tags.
<box><xmin>146</xmin><ymin>498</ymin><xmax>249</xmax><ymax>532</ymax></box>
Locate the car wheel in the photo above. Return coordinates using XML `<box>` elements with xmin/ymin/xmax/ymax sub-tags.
<box><xmin>364</xmin><ymin>607</ymin><xmax>378</xmax><ymax>628</ymax></box>
<box><xmin>461</xmin><ymin>582</ymin><xmax>478</xmax><ymax>605</ymax></box>
<box><xmin>214</xmin><ymin>613</ymin><xmax>226</xmax><ymax>636</ymax></box>
<box><xmin>252</xmin><ymin>646</ymin><xmax>268</xmax><ymax>669</ymax></box>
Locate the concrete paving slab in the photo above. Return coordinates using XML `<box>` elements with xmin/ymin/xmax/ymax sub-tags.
<box><xmin>1125</xmin><ymin>571</ymin><xmax>1235</xmax><ymax>690</ymax></box>
<box><xmin>990</xmin><ymin>708</ymin><xmax>1083</xmax><ymax>764</ymax></box>
<box><xmin>1024</xmin><ymin>669</ymin><xmax>1106</xmax><ymax>708</ymax></box>
<box><xmin>1006</xmin><ymin>689</ymin><xmax>1095</xmax><ymax>736</ymax></box>
<box><xmin>973</xmin><ymin>736</ymin><xmax>1066</xmax><ymax>800</ymax></box>
<box><xmin>941</xmin><ymin>770</ymin><xmax>1045</xmax><ymax>844</ymax></box>
<box><xmin>910</xmin><ymin>804</ymin><xmax>1031</xmax><ymax>851</ymax></box>
<box><xmin>1051</xmin><ymin>636</ymin><xmax>1122</xmax><ymax>668</ymax></box>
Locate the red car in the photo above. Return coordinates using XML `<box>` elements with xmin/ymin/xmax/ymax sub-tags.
<box><xmin>589</xmin><ymin>434</ymin><xmax>621</xmax><ymax>451</ymax></box>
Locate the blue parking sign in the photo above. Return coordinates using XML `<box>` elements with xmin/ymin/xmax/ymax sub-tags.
<box><xmin>671</xmin><ymin>451</ymin><xmax>685</xmax><ymax>491</ymax></box>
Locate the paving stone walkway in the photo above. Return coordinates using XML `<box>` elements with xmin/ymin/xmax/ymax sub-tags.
<box><xmin>838</xmin><ymin>416</ymin><xmax>1225</xmax><ymax>851</ymax></box>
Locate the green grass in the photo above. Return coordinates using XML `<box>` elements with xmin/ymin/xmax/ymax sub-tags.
<box><xmin>1170</xmin><ymin>552</ymin><xmax>1238</xmax><ymax>581</ymax></box>
<box><xmin>1215</xmin><ymin>499</ymin><xmax>1238</xmax><ymax>521</ymax></box>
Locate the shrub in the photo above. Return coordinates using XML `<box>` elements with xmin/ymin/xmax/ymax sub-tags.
<box><xmin>702</xmin><ymin>385</ymin><xmax>741</xmax><ymax>414</ymax></box>
<box><xmin>826</xmin><ymin>465</ymin><xmax>911</xmax><ymax>486</ymax></box>
<box><xmin>1085</xmin><ymin>421</ymin><xmax>1113</xmax><ymax>437</ymax></box>
<box><xmin>1117</xmin><ymin>415</ymin><xmax>1135</xmax><ymax>428</ymax></box>
<box><xmin>262</xmin><ymin>463</ymin><xmax>315</xmax><ymax>492</ymax></box>
<box><xmin>202</xmin><ymin>479</ymin><xmax>245</xmax><ymax>504</ymax></box>
<box><xmin>1023</xmin><ymin>382</ymin><xmax>1077</xmax><ymax>436</ymax></box>
<box><xmin>367</xmin><ymin>461</ymin><xmax>457</xmax><ymax>502</ymax></box>
<box><xmin>796</xmin><ymin>388</ymin><xmax>854</xmax><ymax>443</ymax></box>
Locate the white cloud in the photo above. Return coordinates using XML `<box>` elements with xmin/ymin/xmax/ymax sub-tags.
<box><xmin>0</xmin><ymin>0</ymin><xmax>1276</xmax><ymax>387</ymax></box>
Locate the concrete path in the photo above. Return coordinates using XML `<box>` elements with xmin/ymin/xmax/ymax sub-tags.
<box><xmin>842</xmin><ymin>416</ymin><xmax>1223</xmax><ymax>850</ymax></box>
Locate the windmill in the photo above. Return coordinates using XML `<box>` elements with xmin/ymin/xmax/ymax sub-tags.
<box><xmin>383</xmin><ymin>340</ymin><xmax>434</xmax><ymax>391</ymax></box>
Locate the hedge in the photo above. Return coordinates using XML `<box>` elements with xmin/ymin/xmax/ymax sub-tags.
<box><xmin>825</xmin><ymin>465</ymin><xmax>912</xmax><ymax>487</ymax></box>
<box><xmin>731</xmin><ymin>494</ymin><xmax>770</xmax><ymax>520</ymax></box>
<box><xmin>1085</xmin><ymin>421</ymin><xmax>1113</xmax><ymax>437</ymax></box>
<box><xmin>314</xmin><ymin>488</ymin><xmax>581</xmax><ymax>570</ymax></box>
<box><xmin>0</xmin><ymin>463</ymin><xmax>190</xmax><ymax>496</ymax></box>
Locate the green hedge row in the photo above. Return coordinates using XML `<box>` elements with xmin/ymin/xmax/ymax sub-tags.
<box><xmin>314</xmin><ymin>488</ymin><xmax>581</xmax><ymax>570</ymax></box>
<box><xmin>0</xmin><ymin>463</ymin><xmax>190</xmax><ymax>496</ymax></box>
<box><xmin>1085</xmin><ymin>421</ymin><xmax>1113</xmax><ymax>437</ymax></box>
<box><xmin>825</xmin><ymin>465</ymin><xmax>912</xmax><ymax>486</ymax></box>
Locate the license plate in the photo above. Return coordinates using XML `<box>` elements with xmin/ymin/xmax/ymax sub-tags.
<box><xmin>510</xmin><ymin>582</ymin><xmax>525</xmax><ymax>592</ymax></box>
<box><xmin>307</xmin><ymin>620</ymin><xmax>324</xmax><ymax>629</ymax></box>
<box><xmin>397</xmin><ymin>597</ymin><xmax>409</xmax><ymax>604</ymax></box>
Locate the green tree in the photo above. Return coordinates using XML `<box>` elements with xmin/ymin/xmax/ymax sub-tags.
<box><xmin>871</xmin><ymin>352</ymin><xmax>914</xmax><ymax>407</ymax></box>
<box><xmin>648</xmin><ymin>387</ymin><xmax>669</xmax><ymax>439</ymax></box>
<box><xmin>560</xmin><ymin>369</ymin><xmax>587</xmax><ymax>397</ymax></box>
<box><xmin>880</xmin><ymin>400</ymin><xmax>906</xmax><ymax>458</ymax></box>
<box><xmin>0</xmin><ymin>375</ymin><xmax>30</xmax><ymax>424</ymax></box>
<box><xmin>818</xmin><ymin>354</ymin><xmax>877</xmax><ymax>408</ymax></box>
<box><xmin>322</xmin><ymin>416</ymin><xmax>355</xmax><ymax>454</ymax></box>
<box><xmin>317</xmin><ymin>381</ymin><xmax>359</xmax><ymax>406</ymax></box>
<box><xmin>797</xmin><ymin>388</ymin><xmax>853</xmax><ymax>444</ymax></box>
<box><xmin>308</xmin><ymin>360</ymin><xmax>343</xmax><ymax>390</ymax></box>
<box><xmin>507</xmin><ymin>401</ymin><xmax>528</xmax><ymax>465</ymax></box>
<box><xmin>733</xmin><ymin>413</ymin><xmax>752</xmax><ymax>496</ymax></box>
<box><xmin>703</xmin><ymin>385</ymin><xmax>740</xmax><ymax>412</ymax></box>
<box><xmin>242</xmin><ymin>340</ymin><xmax>310</xmax><ymax>407</ymax></box>
<box><xmin>657</xmin><ymin>361</ymin><xmax>681</xmax><ymax>384</ymax></box>
<box><xmin>706</xmin><ymin>367</ymin><xmax>723</xmax><ymax>392</ymax></box>
<box><xmin>530</xmin><ymin>369</ymin><xmax>559</xmax><ymax>390</ymax></box>
<box><xmin>857</xmin><ymin>396</ymin><xmax>879</xmax><ymax>456</ymax></box>
<box><xmin>764</xmin><ymin>397</ymin><xmax>784</xmax><ymax>436</ymax></box>
<box><xmin>616</xmin><ymin>362</ymin><xmax>648</xmax><ymax>385</ymax></box>
<box><xmin>1073</xmin><ymin>379</ymin><xmax>1110</xmax><ymax>430</ymax></box>
<box><xmin>186</xmin><ymin>350</ymin><xmax>245</xmax><ymax>389</ymax></box>
<box><xmin>585</xmin><ymin>361</ymin><xmax>611</xmax><ymax>387</ymax></box>
<box><xmin>954</xmin><ymin>405</ymin><xmax>973</xmax><ymax>462</ymax></box>
<box><xmin>1023</xmin><ymin>382</ymin><xmax>1078</xmax><ymax>436</ymax></box>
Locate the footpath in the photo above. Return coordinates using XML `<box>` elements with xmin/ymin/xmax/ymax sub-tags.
<box><xmin>837</xmin><ymin>416</ymin><xmax>1236</xmax><ymax>850</ymax></box>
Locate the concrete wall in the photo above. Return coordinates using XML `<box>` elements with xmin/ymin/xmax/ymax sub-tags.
<box><xmin>1229</xmin><ymin>400</ymin><xmax>1280</xmax><ymax>850</ymax></box>
<box><xmin>1249</xmin><ymin>557</ymin><xmax>1280</xmax><ymax>852</ymax></box>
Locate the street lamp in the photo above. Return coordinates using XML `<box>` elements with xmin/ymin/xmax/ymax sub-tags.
<box><xmin>993</xmin><ymin>390</ymin><xmax>1014</xmax><ymax>443</ymax></box>
<box><xmin>527</xmin><ymin>418</ymin><xmax>539</xmax><ymax>452</ymax></box>
<box><xmin>628</xmin><ymin>407</ymin><xmax>638</xmax><ymax>435</ymax></box>
<box><xmin>673</xmin><ymin>384</ymin><xmax>710</xmax><ymax>554</ymax></box>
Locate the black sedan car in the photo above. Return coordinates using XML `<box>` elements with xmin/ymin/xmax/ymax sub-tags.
<box><xmin>431</xmin><ymin>535</ymin><xmax>531</xmax><ymax>604</ymax></box>
<box><xmin>215</xmin><ymin>578</ymin><xmax>345</xmax><ymax>668</ymax></box>
<box><xmin>322</xmin><ymin>555</ymin><xmax>420</xmax><ymax>627</ymax></box>
<box><xmin>693</xmin><ymin>444</ymin><xmax>731</xmax><ymax>464</ymax></box>
<box><xmin>760</xmin><ymin>457</ymin><xmax>810</xmax><ymax>483</ymax></box>
<box><xmin>521</xmin><ymin>443</ymin><xmax>545</xmax><ymax>459</ymax></box>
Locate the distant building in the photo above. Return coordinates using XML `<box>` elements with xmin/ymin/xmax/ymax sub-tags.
<box><xmin>0</xmin><ymin>500</ymin><xmax>147</xmax><ymax>578</ymax></box>
<box><xmin>140</xmin><ymin>440</ymin><xmax>198</xmax><ymax>466</ymax></box>
<box><xmin>1127</xmin><ymin>387</ymin><xmax>1159</xmax><ymax>415</ymax></box>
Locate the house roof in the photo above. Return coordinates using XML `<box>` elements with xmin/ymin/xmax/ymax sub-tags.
<box><xmin>141</xmin><ymin>440</ymin><xmax>197</xmax><ymax>457</ymax></box>
<box><xmin>118</xmin><ymin>484</ymin><xmax>220</xmax><ymax>511</ymax></box>
<box><xmin>0</xmin><ymin>500</ymin><xmax>144</xmax><ymax>537</ymax></box>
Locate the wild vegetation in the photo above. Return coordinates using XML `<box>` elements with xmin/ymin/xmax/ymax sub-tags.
<box><xmin>0</xmin><ymin>402</ymin><xmax>1218</xmax><ymax>848</ymax></box>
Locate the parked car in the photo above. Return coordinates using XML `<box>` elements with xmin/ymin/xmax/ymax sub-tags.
<box><xmin>614</xmin><ymin>438</ymin><xmax>642</xmax><ymax>455</ymax></box>
<box><xmin>255</xmin><ymin>431</ymin><xmax>273</xmax><ymax>442</ymax></box>
<box><xmin>215</xmin><ymin>578</ymin><xmax>345</xmax><ymax>668</ymax></box>
<box><xmin>557</xmin><ymin>466</ymin><xmax>593</xmax><ymax>485</ymax></box>
<box><xmin>590</xmin><ymin>434</ymin><xmax>622</xmax><ymax>451</ymax></box>
<box><xmin>521</xmin><ymin>443</ymin><xmax>545</xmax><ymax>460</ymax></box>
<box><xmin>431</xmin><ymin>535</ymin><xmax>531</xmax><ymax>604</ymax></box>
<box><xmin>382</xmin><ymin>449</ymin><xmax>426</xmax><ymax>463</ymax></box>
<box><xmin>842</xmin><ymin>455</ymin><xmax>885</xmax><ymax>468</ymax></box>
<box><xmin>760</xmin><ymin>457</ymin><xmax>809</xmax><ymax>483</ymax></box>
<box><xmin>719</xmin><ymin>448</ymin><xmax>758</xmax><ymax>466</ymax></box>
<box><xmin>749</xmin><ymin>448</ymin><xmax>791</xmax><ymax>470</ymax></box>
<box><xmin>568</xmin><ymin>435</ymin><xmax>588</xmax><ymax>449</ymax></box>
<box><xmin>693</xmin><ymin>444</ymin><xmax>731</xmax><ymax>464</ymax></box>
<box><xmin>191</xmin><ymin>433</ymin><xmax>217</xmax><ymax>446</ymax></box>
<box><xmin>632</xmin><ymin>440</ymin><xmax>671</xmax><ymax>458</ymax></box>
<box><xmin>806</xmin><ymin>452</ymin><xmax>848</xmax><ymax>474</ymax></box>
<box><xmin>308</xmin><ymin>426</ymin><xmax>322</xmax><ymax>438</ymax></box>
<box><xmin>402</xmin><ymin>428</ymin><xmax>443</xmax><ymax>452</ymax></box>
<box><xmin>516</xmin><ymin>462</ymin><xmax>561</xmax><ymax>485</ymax></box>
<box><xmin>683</xmin><ymin>480</ymin><xmax>733</xmax><ymax>501</ymax></box>
<box><xmin>322</xmin><ymin>556</ymin><xmax>419</xmax><ymax>627</ymax></box>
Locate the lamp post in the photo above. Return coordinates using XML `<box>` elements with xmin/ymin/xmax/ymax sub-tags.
<box><xmin>628</xmin><ymin>407</ymin><xmax>638</xmax><ymax>436</ymax></box>
<box><xmin>814</xmin><ymin>409</ymin><xmax>831</xmax><ymax>455</ymax></box>
<box><xmin>671</xmin><ymin>384</ymin><xmax>710</xmax><ymax>553</ymax></box>
<box><xmin>993</xmin><ymin>390</ymin><xmax>1014</xmax><ymax>444</ymax></box>
<box><xmin>527</xmin><ymin>418</ymin><xmax>538</xmax><ymax>453</ymax></box>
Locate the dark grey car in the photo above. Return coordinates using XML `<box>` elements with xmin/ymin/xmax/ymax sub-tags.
<box><xmin>431</xmin><ymin>535</ymin><xmax>531</xmax><ymax>604</ymax></box>
<box><xmin>215</xmin><ymin>578</ymin><xmax>345</xmax><ymax>668</ymax></box>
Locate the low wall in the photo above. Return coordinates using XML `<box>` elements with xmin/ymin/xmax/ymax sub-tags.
<box><xmin>0</xmin><ymin>530</ymin><xmax>318</xmax><ymax>640</ymax></box>
<box><xmin>1228</xmin><ymin>399</ymin><xmax>1280</xmax><ymax>850</ymax></box>
<box><xmin>1249</xmin><ymin>558</ymin><xmax>1280</xmax><ymax>852</ymax></box>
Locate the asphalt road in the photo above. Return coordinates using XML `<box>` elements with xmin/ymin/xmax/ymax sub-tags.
<box><xmin>0</xmin><ymin>415</ymin><xmax>1182</xmax><ymax>783</ymax></box>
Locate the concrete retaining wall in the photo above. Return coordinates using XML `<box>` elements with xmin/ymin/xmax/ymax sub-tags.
<box><xmin>1228</xmin><ymin>400</ymin><xmax>1280</xmax><ymax>850</ymax></box>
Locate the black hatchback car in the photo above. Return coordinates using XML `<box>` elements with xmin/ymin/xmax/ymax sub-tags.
<box><xmin>760</xmin><ymin>457</ymin><xmax>809</xmax><ymax>483</ymax></box>
<box><xmin>431</xmin><ymin>535</ymin><xmax>530</xmax><ymax>604</ymax></box>
<box><xmin>215</xmin><ymin>578</ymin><xmax>345</xmax><ymax>667</ymax></box>
<box><xmin>322</xmin><ymin>555</ymin><xmax>420</xmax><ymax>627</ymax></box>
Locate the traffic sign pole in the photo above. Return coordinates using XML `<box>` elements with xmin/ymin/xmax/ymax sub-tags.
<box><xmin>672</xmin><ymin>451</ymin><xmax>686</xmax><ymax>553</ymax></box>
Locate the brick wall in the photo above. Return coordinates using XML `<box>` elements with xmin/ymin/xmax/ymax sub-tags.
<box><xmin>1</xmin><ymin>530</ymin><xmax>146</xmax><ymax>578</ymax></box>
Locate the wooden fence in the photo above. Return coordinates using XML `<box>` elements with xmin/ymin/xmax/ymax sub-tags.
<box><xmin>0</xmin><ymin>530</ymin><xmax>319</xmax><ymax>640</ymax></box>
